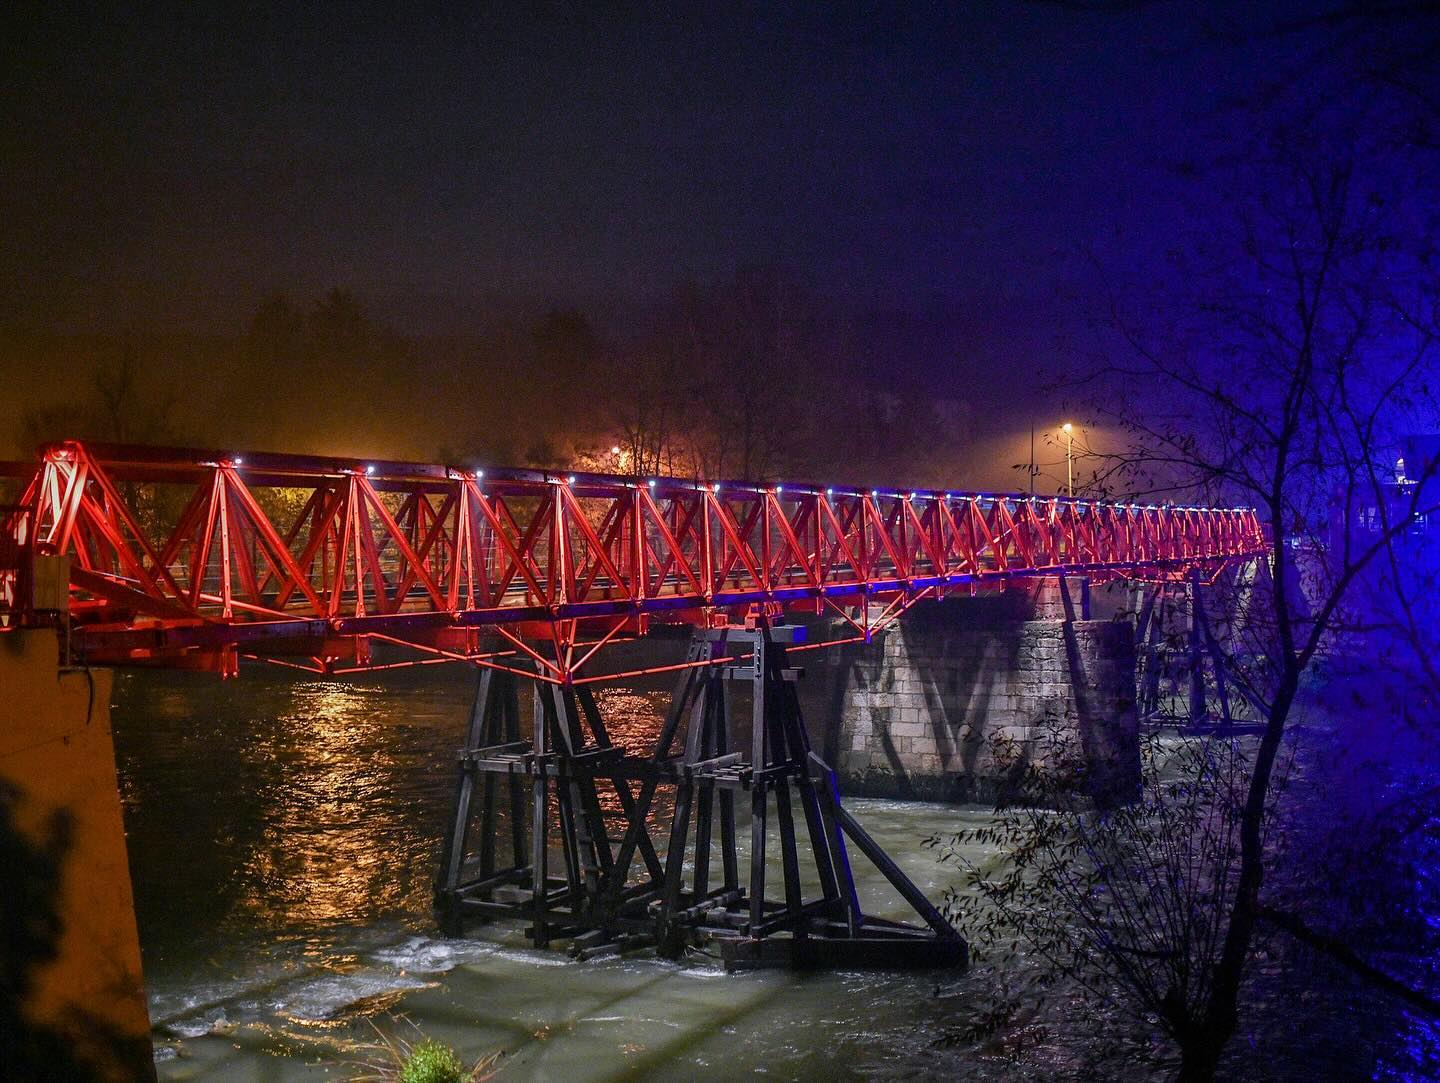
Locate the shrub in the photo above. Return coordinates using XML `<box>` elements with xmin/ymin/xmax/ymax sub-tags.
<box><xmin>399</xmin><ymin>1039</ymin><xmax>467</xmax><ymax>1083</ymax></box>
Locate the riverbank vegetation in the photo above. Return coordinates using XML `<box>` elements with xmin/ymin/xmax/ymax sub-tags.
<box><xmin>349</xmin><ymin>1018</ymin><xmax>499</xmax><ymax>1083</ymax></box>
<box><xmin>934</xmin><ymin>7</ymin><xmax>1440</xmax><ymax>1078</ymax></box>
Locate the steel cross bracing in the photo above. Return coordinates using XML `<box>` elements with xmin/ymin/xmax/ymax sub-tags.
<box><xmin>0</xmin><ymin>441</ymin><xmax>1268</xmax><ymax>678</ymax></box>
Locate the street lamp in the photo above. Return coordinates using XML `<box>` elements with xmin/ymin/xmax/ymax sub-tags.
<box><xmin>1062</xmin><ymin>423</ymin><xmax>1074</xmax><ymax>497</ymax></box>
<box><xmin>1029</xmin><ymin>424</ymin><xmax>1036</xmax><ymax>496</ymax></box>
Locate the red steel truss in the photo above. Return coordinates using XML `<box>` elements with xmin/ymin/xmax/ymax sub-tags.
<box><xmin>0</xmin><ymin>441</ymin><xmax>1268</xmax><ymax>679</ymax></box>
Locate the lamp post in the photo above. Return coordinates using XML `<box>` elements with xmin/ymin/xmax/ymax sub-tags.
<box><xmin>1062</xmin><ymin>423</ymin><xmax>1074</xmax><ymax>497</ymax></box>
<box><xmin>1029</xmin><ymin>424</ymin><xmax>1035</xmax><ymax>497</ymax></box>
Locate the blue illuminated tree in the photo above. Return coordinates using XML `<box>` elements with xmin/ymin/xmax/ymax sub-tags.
<box><xmin>938</xmin><ymin>18</ymin><xmax>1440</xmax><ymax>1074</ymax></box>
<box><xmin>1094</xmin><ymin>147</ymin><xmax>1440</xmax><ymax>1079</ymax></box>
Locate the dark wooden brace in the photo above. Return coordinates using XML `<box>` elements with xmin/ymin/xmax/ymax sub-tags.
<box><xmin>1131</xmin><ymin>569</ymin><xmax>1266</xmax><ymax>733</ymax></box>
<box><xmin>434</xmin><ymin>621</ymin><xmax>967</xmax><ymax>970</ymax></box>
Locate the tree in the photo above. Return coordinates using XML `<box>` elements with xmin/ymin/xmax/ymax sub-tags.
<box><xmin>940</xmin><ymin>102</ymin><xmax>1440</xmax><ymax>1078</ymax></box>
<box><xmin>307</xmin><ymin>288</ymin><xmax>378</xmax><ymax>366</ymax></box>
<box><xmin>245</xmin><ymin>292</ymin><xmax>305</xmax><ymax>368</ymax></box>
<box><xmin>629</xmin><ymin>267</ymin><xmax>833</xmax><ymax>482</ymax></box>
<box><xmin>610</xmin><ymin>342</ymin><xmax>687</xmax><ymax>478</ymax></box>
<box><xmin>596</xmin><ymin>270</ymin><xmax>825</xmax><ymax>483</ymax></box>
<box><xmin>531</xmin><ymin>308</ymin><xmax>600</xmax><ymax>408</ymax></box>
<box><xmin>932</xmin><ymin>723</ymin><xmax>1292</xmax><ymax>1077</ymax></box>
<box><xmin>605</xmin><ymin>279</ymin><xmax>714</xmax><ymax>479</ymax></box>
<box><xmin>704</xmin><ymin>266</ymin><xmax>814</xmax><ymax>480</ymax></box>
<box><xmin>1102</xmin><ymin>154</ymin><xmax>1439</xmax><ymax>1077</ymax></box>
<box><xmin>21</xmin><ymin>348</ymin><xmax>177</xmax><ymax>450</ymax></box>
<box><xmin>524</xmin><ymin>308</ymin><xmax>604</xmax><ymax>465</ymax></box>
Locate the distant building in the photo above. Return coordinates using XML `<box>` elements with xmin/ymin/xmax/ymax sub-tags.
<box><xmin>1331</xmin><ymin>434</ymin><xmax>1438</xmax><ymax>554</ymax></box>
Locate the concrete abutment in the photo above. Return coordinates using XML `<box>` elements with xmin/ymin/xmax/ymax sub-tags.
<box><xmin>0</xmin><ymin>627</ymin><xmax>154</xmax><ymax>1081</ymax></box>
<box><xmin>816</xmin><ymin>578</ymin><xmax>1141</xmax><ymax>807</ymax></box>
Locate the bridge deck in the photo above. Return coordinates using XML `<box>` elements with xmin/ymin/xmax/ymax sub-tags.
<box><xmin>0</xmin><ymin>441</ymin><xmax>1267</xmax><ymax>679</ymax></box>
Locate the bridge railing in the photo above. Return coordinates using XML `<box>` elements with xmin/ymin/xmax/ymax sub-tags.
<box><xmin>3</xmin><ymin>441</ymin><xmax>1269</xmax><ymax>672</ymax></box>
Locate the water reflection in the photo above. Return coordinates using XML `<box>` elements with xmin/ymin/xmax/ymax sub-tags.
<box><xmin>114</xmin><ymin>669</ymin><xmax>459</xmax><ymax>966</ymax></box>
<box><xmin>237</xmin><ymin>682</ymin><xmax>422</xmax><ymax>927</ymax></box>
<box><xmin>111</xmin><ymin>667</ymin><xmax>1434</xmax><ymax>1081</ymax></box>
<box><xmin>590</xmin><ymin>687</ymin><xmax>671</xmax><ymax>758</ymax></box>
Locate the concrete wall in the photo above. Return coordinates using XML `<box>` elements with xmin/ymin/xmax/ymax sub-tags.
<box><xmin>0</xmin><ymin>628</ymin><xmax>153</xmax><ymax>1081</ymax></box>
<box><xmin>823</xmin><ymin>580</ymin><xmax>1140</xmax><ymax>807</ymax></box>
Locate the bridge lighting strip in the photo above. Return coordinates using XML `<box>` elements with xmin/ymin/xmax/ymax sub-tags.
<box><xmin>8</xmin><ymin>440</ymin><xmax>1267</xmax><ymax>671</ymax></box>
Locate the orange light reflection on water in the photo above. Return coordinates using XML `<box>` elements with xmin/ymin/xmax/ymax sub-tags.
<box><xmin>233</xmin><ymin>682</ymin><xmax>429</xmax><ymax>929</ymax></box>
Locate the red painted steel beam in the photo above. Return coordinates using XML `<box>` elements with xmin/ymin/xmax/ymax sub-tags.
<box><xmin>0</xmin><ymin>440</ymin><xmax>1270</xmax><ymax>676</ymax></box>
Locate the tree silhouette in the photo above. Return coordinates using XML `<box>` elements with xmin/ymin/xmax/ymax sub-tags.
<box><xmin>0</xmin><ymin>779</ymin><xmax>139</xmax><ymax>1082</ymax></box>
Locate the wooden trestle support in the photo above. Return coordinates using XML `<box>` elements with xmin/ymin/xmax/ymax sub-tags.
<box><xmin>1133</xmin><ymin>562</ymin><xmax>1268</xmax><ymax>733</ymax></box>
<box><xmin>435</xmin><ymin>620</ymin><xmax>967</xmax><ymax>971</ymax></box>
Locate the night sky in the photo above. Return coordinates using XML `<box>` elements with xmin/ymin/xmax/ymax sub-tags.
<box><xmin>0</xmin><ymin>2</ymin><xmax>1344</xmax><ymax>475</ymax></box>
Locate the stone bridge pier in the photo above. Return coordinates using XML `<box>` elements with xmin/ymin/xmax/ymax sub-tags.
<box><xmin>812</xmin><ymin>578</ymin><xmax>1141</xmax><ymax>808</ymax></box>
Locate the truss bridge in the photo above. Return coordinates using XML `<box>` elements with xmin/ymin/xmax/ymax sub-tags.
<box><xmin>0</xmin><ymin>439</ymin><xmax>1271</xmax><ymax>968</ymax></box>
<box><xmin>0</xmin><ymin>441</ymin><xmax>1267</xmax><ymax>682</ymax></box>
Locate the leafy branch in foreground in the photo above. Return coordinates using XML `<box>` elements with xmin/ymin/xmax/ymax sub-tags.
<box><xmin>928</xmin><ymin>724</ymin><xmax>1292</xmax><ymax>1072</ymax></box>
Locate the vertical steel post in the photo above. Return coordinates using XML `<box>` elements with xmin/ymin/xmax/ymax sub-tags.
<box><xmin>530</xmin><ymin>681</ymin><xmax>549</xmax><ymax>947</ymax></box>
<box><xmin>1188</xmin><ymin>571</ymin><xmax>1207</xmax><ymax>727</ymax></box>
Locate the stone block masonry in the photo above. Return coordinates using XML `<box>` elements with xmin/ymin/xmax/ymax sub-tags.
<box><xmin>819</xmin><ymin>579</ymin><xmax>1140</xmax><ymax>807</ymax></box>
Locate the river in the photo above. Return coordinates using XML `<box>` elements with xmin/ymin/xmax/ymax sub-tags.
<box><xmin>111</xmin><ymin>665</ymin><xmax>1432</xmax><ymax>1081</ymax></box>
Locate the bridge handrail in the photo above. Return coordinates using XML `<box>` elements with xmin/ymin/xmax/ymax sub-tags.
<box><xmin>3</xmin><ymin>440</ymin><xmax>1270</xmax><ymax>673</ymax></box>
